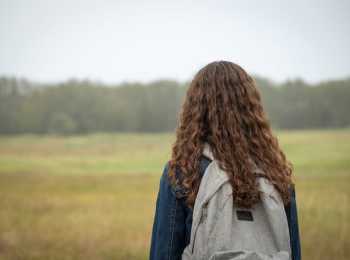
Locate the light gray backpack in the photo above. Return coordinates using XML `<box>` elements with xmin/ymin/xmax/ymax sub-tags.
<box><xmin>182</xmin><ymin>144</ymin><xmax>291</xmax><ymax>260</ymax></box>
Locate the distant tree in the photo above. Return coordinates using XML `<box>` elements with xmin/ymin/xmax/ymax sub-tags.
<box><xmin>0</xmin><ymin>76</ymin><xmax>349</xmax><ymax>134</ymax></box>
<box><xmin>47</xmin><ymin>112</ymin><xmax>77</xmax><ymax>135</ymax></box>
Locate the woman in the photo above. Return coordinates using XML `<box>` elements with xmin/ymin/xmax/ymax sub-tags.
<box><xmin>150</xmin><ymin>61</ymin><xmax>301</xmax><ymax>260</ymax></box>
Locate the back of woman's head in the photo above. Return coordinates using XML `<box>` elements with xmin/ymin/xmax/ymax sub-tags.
<box><xmin>169</xmin><ymin>60</ymin><xmax>293</xmax><ymax>208</ymax></box>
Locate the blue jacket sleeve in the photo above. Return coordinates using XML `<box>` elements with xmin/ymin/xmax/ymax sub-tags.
<box><xmin>149</xmin><ymin>162</ymin><xmax>187</xmax><ymax>260</ymax></box>
<box><xmin>285</xmin><ymin>186</ymin><xmax>302</xmax><ymax>260</ymax></box>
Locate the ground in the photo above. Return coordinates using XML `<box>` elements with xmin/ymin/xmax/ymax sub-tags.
<box><xmin>0</xmin><ymin>130</ymin><xmax>349</xmax><ymax>259</ymax></box>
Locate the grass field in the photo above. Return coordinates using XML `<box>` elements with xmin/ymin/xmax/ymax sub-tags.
<box><xmin>0</xmin><ymin>130</ymin><xmax>349</xmax><ymax>259</ymax></box>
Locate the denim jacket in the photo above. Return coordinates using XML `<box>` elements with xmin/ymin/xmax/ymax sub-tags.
<box><xmin>150</xmin><ymin>157</ymin><xmax>301</xmax><ymax>260</ymax></box>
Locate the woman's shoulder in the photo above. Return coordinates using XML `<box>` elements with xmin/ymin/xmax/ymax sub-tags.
<box><xmin>160</xmin><ymin>161</ymin><xmax>171</xmax><ymax>182</ymax></box>
<box><xmin>159</xmin><ymin>160</ymin><xmax>191</xmax><ymax>199</ymax></box>
<box><xmin>160</xmin><ymin>156</ymin><xmax>213</xmax><ymax>199</ymax></box>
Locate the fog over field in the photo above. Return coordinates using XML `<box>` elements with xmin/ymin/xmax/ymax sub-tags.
<box><xmin>0</xmin><ymin>1</ymin><xmax>349</xmax><ymax>259</ymax></box>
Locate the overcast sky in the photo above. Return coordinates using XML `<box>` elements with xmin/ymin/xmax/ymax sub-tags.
<box><xmin>1</xmin><ymin>0</ymin><xmax>349</xmax><ymax>84</ymax></box>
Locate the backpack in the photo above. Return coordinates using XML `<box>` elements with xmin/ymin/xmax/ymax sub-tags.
<box><xmin>182</xmin><ymin>144</ymin><xmax>292</xmax><ymax>260</ymax></box>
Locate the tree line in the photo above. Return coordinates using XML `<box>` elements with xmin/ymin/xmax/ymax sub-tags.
<box><xmin>0</xmin><ymin>76</ymin><xmax>349</xmax><ymax>135</ymax></box>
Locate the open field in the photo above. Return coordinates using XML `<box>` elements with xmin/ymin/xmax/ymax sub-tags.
<box><xmin>0</xmin><ymin>130</ymin><xmax>349</xmax><ymax>259</ymax></box>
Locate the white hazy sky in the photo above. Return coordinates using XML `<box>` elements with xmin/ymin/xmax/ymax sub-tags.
<box><xmin>0</xmin><ymin>0</ymin><xmax>349</xmax><ymax>84</ymax></box>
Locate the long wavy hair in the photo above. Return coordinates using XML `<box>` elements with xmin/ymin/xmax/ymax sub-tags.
<box><xmin>168</xmin><ymin>61</ymin><xmax>293</xmax><ymax>208</ymax></box>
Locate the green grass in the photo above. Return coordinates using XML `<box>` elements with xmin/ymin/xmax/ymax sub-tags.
<box><xmin>0</xmin><ymin>133</ymin><xmax>172</xmax><ymax>175</ymax></box>
<box><xmin>0</xmin><ymin>130</ymin><xmax>349</xmax><ymax>259</ymax></box>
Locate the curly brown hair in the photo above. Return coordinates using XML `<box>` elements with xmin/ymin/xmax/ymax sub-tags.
<box><xmin>168</xmin><ymin>61</ymin><xmax>293</xmax><ymax>208</ymax></box>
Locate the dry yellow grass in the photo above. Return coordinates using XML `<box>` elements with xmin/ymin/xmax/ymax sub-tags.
<box><xmin>0</xmin><ymin>130</ymin><xmax>349</xmax><ymax>259</ymax></box>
